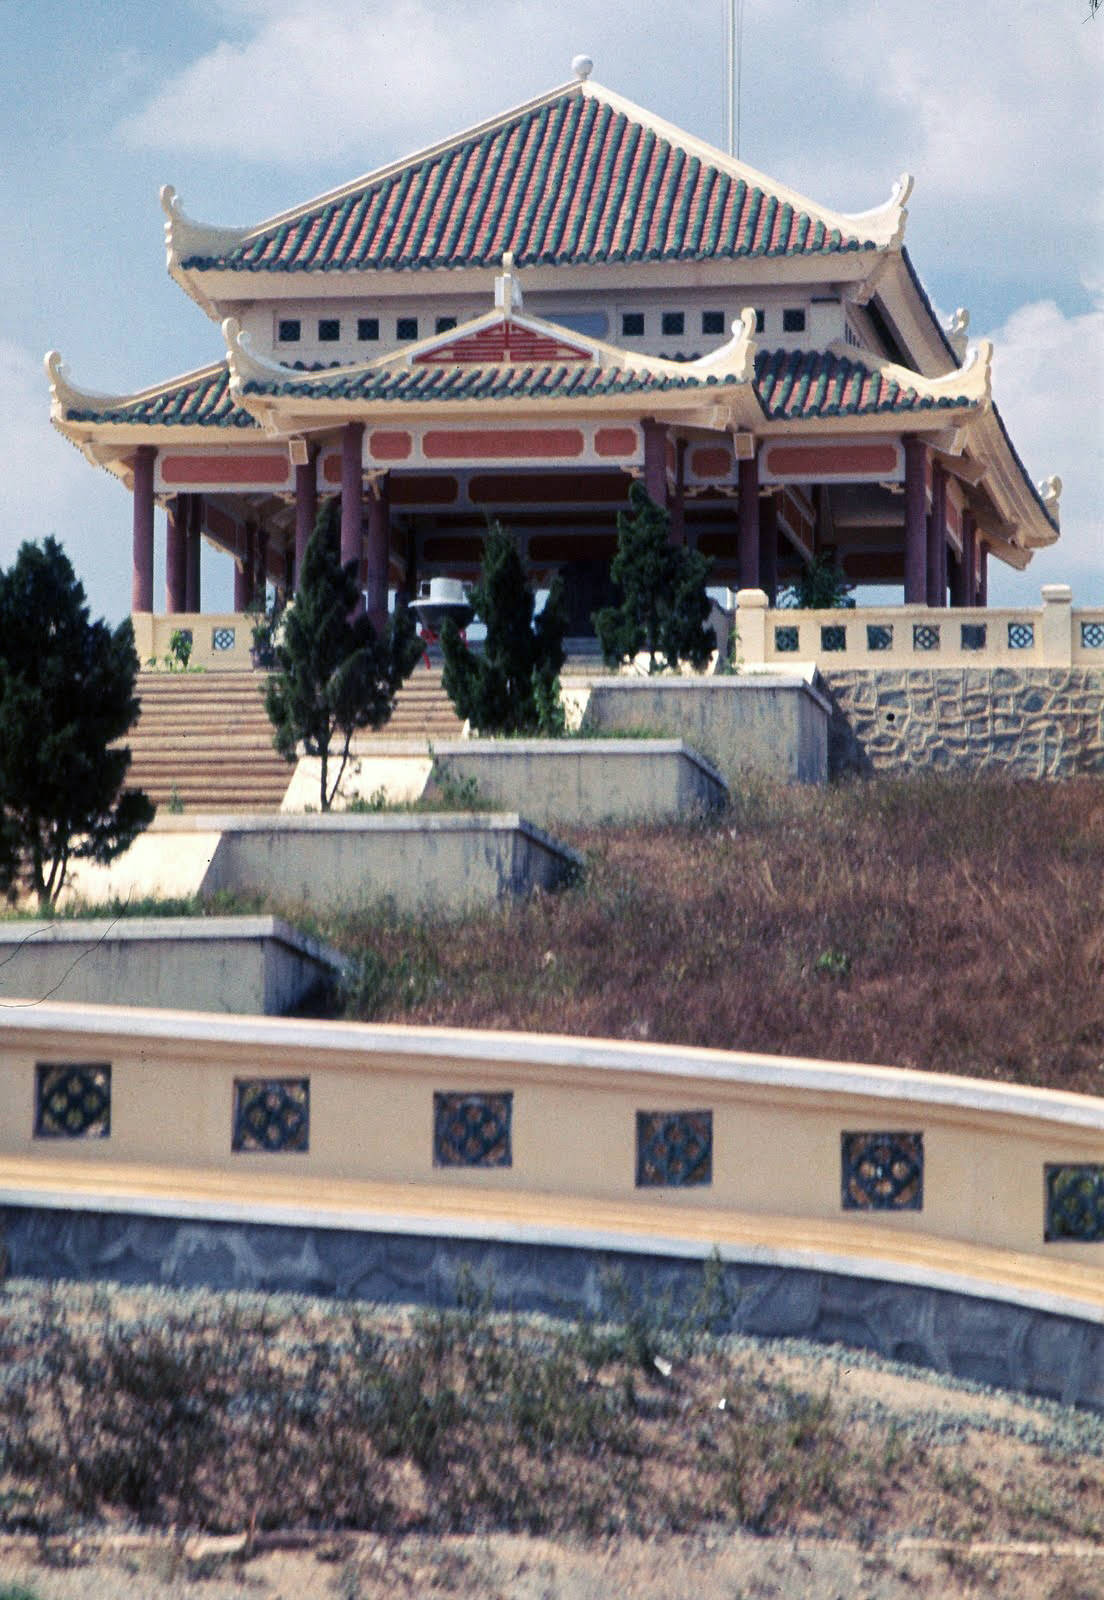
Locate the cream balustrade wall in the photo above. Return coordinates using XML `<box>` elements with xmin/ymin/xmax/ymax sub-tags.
<box><xmin>2</xmin><ymin>1006</ymin><xmax>1101</xmax><ymax>1286</ymax></box>
<box><xmin>735</xmin><ymin>585</ymin><xmax>1104</xmax><ymax>672</ymax></box>
<box><xmin>133</xmin><ymin>612</ymin><xmax>255</xmax><ymax>671</ymax></box>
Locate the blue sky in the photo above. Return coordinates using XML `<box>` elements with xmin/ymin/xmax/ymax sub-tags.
<box><xmin>3</xmin><ymin>0</ymin><xmax>1101</xmax><ymax>620</ymax></box>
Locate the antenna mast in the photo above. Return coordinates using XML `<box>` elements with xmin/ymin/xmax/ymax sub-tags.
<box><xmin>724</xmin><ymin>0</ymin><xmax>745</xmax><ymax>159</ymax></box>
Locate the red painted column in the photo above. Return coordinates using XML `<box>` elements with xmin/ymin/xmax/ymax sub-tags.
<box><xmin>185</xmin><ymin>494</ymin><xmax>202</xmax><ymax>612</ymax></box>
<box><xmin>341</xmin><ymin>421</ymin><xmax>365</xmax><ymax>578</ymax></box>
<box><xmin>978</xmin><ymin>542</ymin><xmax>988</xmax><ymax>607</ymax></box>
<box><xmin>233</xmin><ymin>532</ymin><xmax>250</xmax><ymax>611</ymax></box>
<box><xmin>641</xmin><ymin>418</ymin><xmax>668</xmax><ymax>510</ymax></box>
<box><xmin>365</xmin><ymin>474</ymin><xmax>390</xmax><ymax>634</ymax></box>
<box><xmin>670</xmin><ymin>440</ymin><xmax>687</xmax><ymax>545</ymax></box>
<box><xmin>759</xmin><ymin>491</ymin><xmax>779</xmax><ymax>605</ymax></box>
<box><xmin>256</xmin><ymin>527</ymin><xmax>269</xmax><ymax>605</ymax></box>
<box><xmin>903</xmin><ymin>436</ymin><xmax>927</xmax><ymax>604</ymax></box>
<box><xmin>737</xmin><ymin>449</ymin><xmax>760</xmax><ymax>590</ymax></box>
<box><xmin>962</xmin><ymin>509</ymin><xmax>977</xmax><ymax>604</ymax></box>
<box><xmin>926</xmin><ymin>461</ymin><xmax>946</xmax><ymax>607</ymax></box>
<box><xmin>131</xmin><ymin>445</ymin><xmax>156</xmax><ymax>613</ymax></box>
<box><xmin>165</xmin><ymin>496</ymin><xmax>187</xmax><ymax>614</ymax></box>
<box><xmin>294</xmin><ymin>456</ymin><xmax>318</xmax><ymax>587</ymax></box>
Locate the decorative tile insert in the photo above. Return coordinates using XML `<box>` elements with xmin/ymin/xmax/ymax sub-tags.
<box><xmin>866</xmin><ymin>624</ymin><xmax>893</xmax><ymax>652</ymax></box>
<box><xmin>1007</xmin><ymin>621</ymin><xmax>1034</xmax><ymax>650</ymax></box>
<box><xmin>636</xmin><ymin>1110</ymin><xmax>713</xmax><ymax>1187</ymax></box>
<box><xmin>1081</xmin><ymin>621</ymin><xmax>1104</xmax><ymax>650</ymax></box>
<box><xmin>212</xmin><ymin>626</ymin><xmax>236</xmax><ymax>652</ymax></box>
<box><xmin>434</xmin><ymin>1092</ymin><xmax>512</xmax><ymax>1167</ymax></box>
<box><xmin>35</xmin><ymin>1063</ymin><xmax>111</xmax><ymax>1139</ymax></box>
<box><xmin>961</xmin><ymin>623</ymin><xmax>987</xmax><ymax>652</ymax></box>
<box><xmin>774</xmin><ymin>625</ymin><xmax>799</xmax><ymax>653</ymax></box>
<box><xmin>232</xmin><ymin>1078</ymin><xmax>309</xmax><ymax>1153</ymax></box>
<box><xmin>841</xmin><ymin>1132</ymin><xmax>923</xmax><ymax>1211</ymax></box>
<box><xmin>1045</xmin><ymin>1164</ymin><xmax>1104</xmax><ymax>1242</ymax></box>
<box><xmin>820</xmin><ymin>624</ymin><xmax>847</xmax><ymax>653</ymax></box>
<box><xmin>913</xmin><ymin>623</ymin><xmax>940</xmax><ymax>652</ymax></box>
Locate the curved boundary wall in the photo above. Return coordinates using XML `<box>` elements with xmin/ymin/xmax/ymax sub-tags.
<box><xmin>1</xmin><ymin>1005</ymin><xmax>1101</xmax><ymax>1408</ymax></box>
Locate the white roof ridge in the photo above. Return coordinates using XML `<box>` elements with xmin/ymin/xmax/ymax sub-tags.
<box><xmin>45</xmin><ymin>350</ymin><xmax>228</xmax><ymax>418</ymax></box>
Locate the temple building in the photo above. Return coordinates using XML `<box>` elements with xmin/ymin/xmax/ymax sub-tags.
<box><xmin>47</xmin><ymin>58</ymin><xmax>1061</xmax><ymax>653</ymax></box>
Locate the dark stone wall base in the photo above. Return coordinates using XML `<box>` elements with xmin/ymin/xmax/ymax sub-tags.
<box><xmin>2</xmin><ymin>1204</ymin><xmax>1100</xmax><ymax>1412</ymax></box>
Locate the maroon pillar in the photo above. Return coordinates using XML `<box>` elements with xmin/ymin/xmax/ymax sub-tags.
<box><xmin>256</xmin><ymin>527</ymin><xmax>269</xmax><ymax>606</ymax></box>
<box><xmin>233</xmin><ymin>534</ymin><xmax>250</xmax><ymax>611</ymax></box>
<box><xmin>641</xmin><ymin>418</ymin><xmax>668</xmax><ymax>511</ymax></box>
<box><xmin>737</xmin><ymin>450</ymin><xmax>760</xmax><ymax>590</ymax></box>
<box><xmin>903</xmin><ymin>436</ymin><xmax>927</xmax><ymax>603</ymax></box>
<box><xmin>131</xmin><ymin>445</ymin><xmax>156</xmax><ymax>613</ymax></box>
<box><xmin>962</xmin><ymin>509</ymin><xmax>977</xmax><ymax>604</ymax></box>
<box><xmin>670</xmin><ymin>440</ymin><xmax>687</xmax><ymax>545</ymax></box>
<box><xmin>759</xmin><ymin>492</ymin><xmax>779</xmax><ymax>605</ymax></box>
<box><xmin>978</xmin><ymin>542</ymin><xmax>988</xmax><ymax>606</ymax></box>
<box><xmin>365</xmin><ymin>475</ymin><xmax>391</xmax><ymax>634</ymax></box>
<box><xmin>294</xmin><ymin>457</ymin><xmax>318</xmax><ymax>586</ymax></box>
<box><xmin>341</xmin><ymin>422</ymin><xmax>365</xmax><ymax>581</ymax></box>
<box><xmin>165</xmin><ymin>496</ymin><xmax>187</xmax><ymax>614</ymax></box>
<box><xmin>185</xmin><ymin>494</ymin><xmax>202</xmax><ymax>612</ymax></box>
<box><xmin>926</xmin><ymin>461</ymin><xmax>946</xmax><ymax>607</ymax></box>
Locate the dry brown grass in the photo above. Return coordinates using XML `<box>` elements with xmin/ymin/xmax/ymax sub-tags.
<box><xmin>321</xmin><ymin>774</ymin><xmax>1104</xmax><ymax>1095</ymax></box>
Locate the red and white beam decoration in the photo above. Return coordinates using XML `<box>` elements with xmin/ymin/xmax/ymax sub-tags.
<box><xmin>155</xmin><ymin>450</ymin><xmax>295</xmax><ymax>494</ymax></box>
<box><xmin>759</xmin><ymin>436</ymin><xmax>904</xmax><ymax>486</ymax></box>
<box><xmin>317</xmin><ymin>421</ymin><xmax>643</xmax><ymax>480</ymax></box>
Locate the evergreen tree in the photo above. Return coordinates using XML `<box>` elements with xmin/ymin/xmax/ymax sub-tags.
<box><xmin>265</xmin><ymin>500</ymin><xmax>422</xmax><ymax>810</ymax></box>
<box><xmin>778</xmin><ymin>553</ymin><xmax>855</xmax><ymax>610</ymax></box>
<box><xmin>441</xmin><ymin>522</ymin><xmax>567</xmax><ymax>736</ymax></box>
<box><xmin>0</xmin><ymin>537</ymin><xmax>153</xmax><ymax>906</ymax></box>
<box><xmin>594</xmin><ymin>483</ymin><xmax>715</xmax><ymax>672</ymax></box>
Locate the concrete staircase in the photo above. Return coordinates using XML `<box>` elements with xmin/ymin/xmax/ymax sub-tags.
<box><xmin>126</xmin><ymin>668</ymin><xmax>464</xmax><ymax>813</ymax></box>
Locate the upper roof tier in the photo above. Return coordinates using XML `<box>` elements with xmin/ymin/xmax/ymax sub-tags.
<box><xmin>164</xmin><ymin>75</ymin><xmax>910</xmax><ymax>280</ymax></box>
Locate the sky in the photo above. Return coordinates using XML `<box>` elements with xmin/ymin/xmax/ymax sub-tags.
<box><xmin>2</xmin><ymin>0</ymin><xmax>1101</xmax><ymax>622</ymax></box>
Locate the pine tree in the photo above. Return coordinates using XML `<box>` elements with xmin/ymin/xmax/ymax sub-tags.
<box><xmin>594</xmin><ymin>483</ymin><xmax>715</xmax><ymax>672</ymax></box>
<box><xmin>0</xmin><ymin>537</ymin><xmax>153</xmax><ymax>906</ymax></box>
<box><xmin>265</xmin><ymin>500</ymin><xmax>422</xmax><ymax>810</ymax></box>
<box><xmin>441</xmin><ymin>522</ymin><xmax>567</xmax><ymax>736</ymax></box>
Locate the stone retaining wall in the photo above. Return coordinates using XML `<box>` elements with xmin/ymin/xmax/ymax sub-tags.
<box><xmin>822</xmin><ymin>668</ymin><xmax>1104</xmax><ymax>777</ymax></box>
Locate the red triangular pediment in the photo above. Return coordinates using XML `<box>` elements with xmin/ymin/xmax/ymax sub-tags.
<box><xmin>413</xmin><ymin>320</ymin><xmax>593</xmax><ymax>366</ymax></box>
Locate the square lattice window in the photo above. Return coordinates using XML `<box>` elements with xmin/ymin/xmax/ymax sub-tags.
<box><xmin>820</xmin><ymin>625</ymin><xmax>846</xmax><ymax>652</ymax></box>
<box><xmin>35</xmin><ymin>1063</ymin><xmax>111</xmax><ymax>1139</ymax></box>
<box><xmin>434</xmin><ymin>1092</ymin><xmax>512</xmax><ymax>1167</ymax></box>
<box><xmin>212</xmin><ymin>627</ymin><xmax>236</xmax><ymax>652</ymax></box>
<box><xmin>636</xmin><ymin>1111</ymin><xmax>713</xmax><ymax>1187</ymax></box>
<box><xmin>277</xmin><ymin>319</ymin><xmax>301</xmax><ymax>343</ymax></box>
<box><xmin>661</xmin><ymin>311</ymin><xmax>684</xmax><ymax>337</ymax></box>
<box><xmin>1081</xmin><ymin>622</ymin><xmax>1104</xmax><ymax>650</ymax></box>
<box><xmin>702</xmin><ymin>310</ymin><xmax>726</xmax><ymax>335</ymax></box>
<box><xmin>866</xmin><ymin>624</ymin><xmax>893</xmax><ymax>652</ymax></box>
<box><xmin>961</xmin><ymin>624</ymin><xmax>987</xmax><ymax>651</ymax></box>
<box><xmin>913</xmin><ymin>624</ymin><xmax>941</xmax><ymax>652</ymax></box>
<box><xmin>1007</xmin><ymin>622</ymin><xmax>1034</xmax><ymax>650</ymax></box>
<box><xmin>396</xmin><ymin>317</ymin><xmax>419</xmax><ymax>341</ymax></box>
<box><xmin>232</xmin><ymin>1079</ymin><xmax>309</xmax><ymax>1153</ymax></box>
<box><xmin>1044</xmin><ymin>1164</ymin><xmax>1104</xmax><ymax>1242</ymax></box>
<box><xmin>774</xmin><ymin>626</ymin><xmax>799</xmax><ymax>653</ymax></box>
<box><xmin>357</xmin><ymin>317</ymin><xmax>379</xmax><ymax>342</ymax></box>
<box><xmin>318</xmin><ymin>318</ymin><xmax>340</xmax><ymax>342</ymax></box>
<box><xmin>842</xmin><ymin>1132</ymin><xmax>923</xmax><ymax>1211</ymax></box>
<box><xmin>621</xmin><ymin>312</ymin><xmax>645</xmax><ymax>337</ymax></box>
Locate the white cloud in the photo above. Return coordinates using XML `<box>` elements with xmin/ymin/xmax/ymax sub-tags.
<box><xmin>984</xmin><ymin>287</ymin><xmax>1104</xmax><ymax>603</ymax></box>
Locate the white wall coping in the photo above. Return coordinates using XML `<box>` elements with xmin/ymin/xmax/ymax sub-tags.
<box><xmin>143</xmin><ymin>810</ymin><xmax>581</xmax><ymax>860</ymax></box>
<box><xmin>2</xmin><ymin>1176</ymin><xmax>1099</xmax><ymax>1326</ymax></box>
<box><xmin>0</xmin><ymin>916</ymin><xmax>342</xmax><ymax>968</ymax></box>
<box><xmin>4</xmin><ymin>1004</ymin><xmax>1101</xmax><ymax>1133</ymax></box>
<box><xmin>577</xmin><ymin>671</ymin><xmax>833</xmax><ymax>714</ymax></box>
<box><xmin>348</xmin><ymin>737</ymin><xmax>727</xmax><ymax>788</ymax></box>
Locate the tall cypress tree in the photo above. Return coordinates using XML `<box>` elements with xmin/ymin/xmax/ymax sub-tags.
<box><xmin>441</xmin><ymin>522</ymin><xmax>566</xmax><ymax>736</ymax></box>
<box><xmin>265</xmin><ymin>500</ymin><xmax>422</xmax><ymax>810</ymax></box>
<box><xmin>0</xmin><ymin>537</ymin><xmax>153</xmax><ymax>905</ymax></box>
<box><xmin>594</xmin><ymin>483</ymin><xmax>715</xmax><ymax>672</ymax></box>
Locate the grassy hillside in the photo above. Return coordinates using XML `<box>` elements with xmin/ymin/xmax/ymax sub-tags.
<box><xmin>310</xmin><ymin>774</ymin><xmax>1104</xmax><ymax>1096</ymax></box>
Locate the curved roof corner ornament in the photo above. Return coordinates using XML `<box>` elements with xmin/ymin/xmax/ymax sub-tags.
<box><xmin>1037</xmin><ymin>474</ymin><xmax>1062</xmax><ymax>521</ymax></box>
<box><xmin>840</xmin><ymin>171</ymin><xmax>913</xmax><ymax>250</ymax></box>
<box><xmin>161</xmin><ymin>184</ymin><xmax>250</xmax><ymax>271</ymax></box>
<box><xmin>44</xmin><ymin>350</ymin><xmax>120</xmax><ymax>419</ymax></box>
<box><xmin>222</xmin><ymin>316</ymin><xmax>290</xmax><ymax>397</ymax></box>
<box><xmin>947</xmin><ymin>307</ymin><xmax>970</xmax><ymax>363</ymax></box>
<box><xmin>692</xmin><ymin>305</ymin><xmax>758</xmax><ymax>382</ymax></box>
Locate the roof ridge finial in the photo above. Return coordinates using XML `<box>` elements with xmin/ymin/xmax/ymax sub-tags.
<box><xmin>494</xmin><ymin>251</ymin><xmax>523</xmax><ymax>318</ymax></box>
<box><xmin>572</xmin><ymin>54</ymin><xmax>593</xmax><ymax>81</ymax></box>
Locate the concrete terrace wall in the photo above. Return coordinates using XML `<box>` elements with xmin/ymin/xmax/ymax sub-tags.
<box><xmin>0</xmin><ymin>918</ymin><xmax>344</xmax><ymax>1015</ymax></box>
<box><xmin>823</xmin><ymin>668</ymin><xmax>1104</xmax><ymax>777</ymax></box>
<box><xmin>578</xmin><ymin>676</ymin><xmax>829</xmax><ymax>785</ymax></box>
